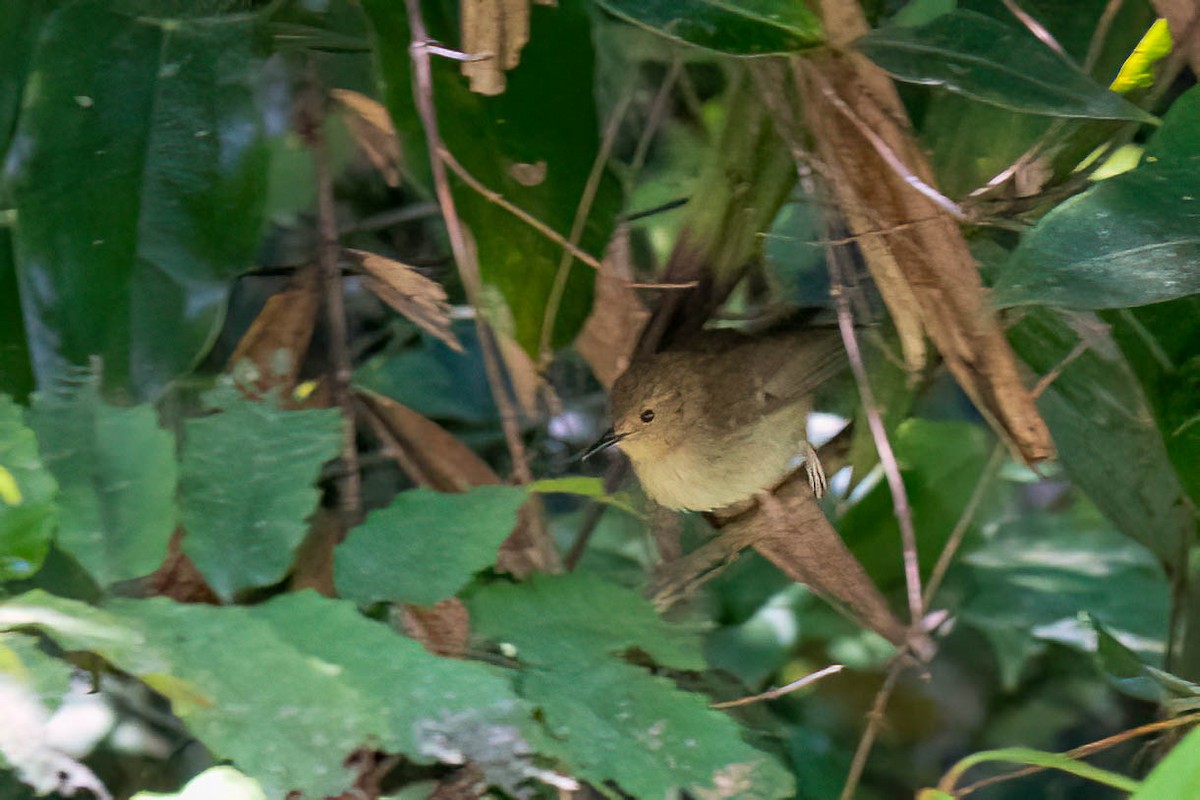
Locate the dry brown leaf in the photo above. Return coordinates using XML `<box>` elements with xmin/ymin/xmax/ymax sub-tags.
<box><xmin>460</xmin><ymin>0</ymin><xmax>530</xmax><ymax>96</ymax></box>
<box><xmin>346</xmin><ymin>248</ymin><xmax>463</xmax><ymax>353</ymax></box>
<box><xmin>356</xmin><ymin>389</ymin><xmax>558</xmax><ymax>576</ymax></box>
<box><xmin>649</xmin><ymin>465</ymin><xmax>920</xmax><ymax>656</ymax></box>
<box><xmin>495</xmin><ymin>332</ymin><xmax>543</xmax><ymax>418</ymax></box>
<box><xmin>772</xmin><ymin>2</ymin><xmax>1053</xmax><ymax>464</ymax></box>
<box><xmin>356</xmin><ymin>389</ymin><xmax>500</xmax><ymax>491</ymax></box>
<box><xmin>400</xmin><ymin>598</ymin><xmax>470</xmax><ymax>657</ymax></box>
<box><xmin>575</xmin><ymin>227</ymin><xmax>650</xmax><ymax>388</ymax></box>
<box><xmin>330</xmin><ymin>88</ymin><xmax>403</xmax><ymax>187</ymax></box>
<box><xmin>227</xmin><ymin>264</ymin><xmax>320</xmax><ymax>398</ymax></box>
<box><xmin>145</xmin><ymin>529</ymin><xmax>220</xmax><ymax>604</ymax></box>
<box><xmin>508</xmin><ymin>160</ymin><xmax>547</xmax><ymax>186</ymax></box>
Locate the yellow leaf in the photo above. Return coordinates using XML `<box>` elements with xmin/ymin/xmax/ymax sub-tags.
<box><xmin>0</xmin><ymin>466</ymin><xmax>22</xmax><ymax>506</ymax></box>
<box><xmin>1111</xmin><ymin>19</ymin><xmax>1172</xmax><ymax>94</ymax></box>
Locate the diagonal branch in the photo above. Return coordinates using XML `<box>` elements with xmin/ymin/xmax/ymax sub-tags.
<box><xmin>403</xmin><ymin>2</ymin><xmax>532</xmax><ymax>488</ymax></box>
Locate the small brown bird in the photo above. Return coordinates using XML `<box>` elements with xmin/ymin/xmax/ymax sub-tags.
<box><xmin>588</xmin><ymin>328</ymin><xmax>847</xmax><ymax>511</ymax></box>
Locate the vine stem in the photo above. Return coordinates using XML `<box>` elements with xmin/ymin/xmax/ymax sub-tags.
<box><xmin>402</xmin><ymin>2</ymin><xmax>533</xmax><ymax>487</ymax></box>
<box><xmin>302</xmin><ymin>67</ymin><xmax>361</xmax><ymax>524</ymax></box>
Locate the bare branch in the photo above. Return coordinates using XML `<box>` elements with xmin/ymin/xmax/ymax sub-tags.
<box><xmin>300</xmin><ymin>69</ymin><xmax>361</xmax><ymax>523</ymax></box>
<box><xmin>402</xmin><ymin>3</ymin><xmax>533</xmax><ymax>489</ymax></box>
<box><xmin>439</xmin><ymin>147</ymin><xmax>605</xmax><ymax>271</ymax></box>
<box><xmin>829</xmin><ymin>250</ymin><xmax>924</xmax><ymax>626</ymax></box>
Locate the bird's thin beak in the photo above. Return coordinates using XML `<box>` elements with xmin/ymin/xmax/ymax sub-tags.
<box><xmin>580</xmin><ymin>427</ymin><xmax>626</xmax><ymax>461</ymax></box>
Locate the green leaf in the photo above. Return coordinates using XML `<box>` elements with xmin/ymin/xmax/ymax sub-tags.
<box><xmin>1106</xmin><ymin>299</ymin><xmax>1200</xmax><ymax>510</ymax></box>
<box><xmin>956</xmin><ymin>512</ymin><xmax>1169</xmax><ymax>688</ymax></box>
<box><xmin>469</xmin><ymin>573</ymin><xmax>706</xmax><ymax>670</ymax></box>
<box><xmin>1130</xmin><ymin>726</ymin><xmax>1200</xmax><ymax>799</ymax></box>
<box><xmin>0</xmin><ymin>0</ymin><xmax>46</xmax><ymax>165</ymax></box>
<box><xmin>840</xmin><ymin>420</ymin><xmax>1003</xmax><ymax>592</ymax></box>
<box><xmin>180</xmin><ymin>389</ymin><xmax>342</xmax><ymax>600</ymax></box>
<box><xmin>335</xmin><ymin>485</ymin><xmax>529</xmax><ymax>606</ymax></box>
<box><xmin>528</xmin><ymin>476</ymin><xmax>643</xmax><ymax>517</ymax></box>
<box><xmin>29</xmin><ymin>376</ymin><xmax>177</xmax><ymax>586</ymax></box>
<box><xmin>1007</xmin><ymin>308</ymin><xmax>1194</xmax><ymax>566</ymax></box>
<box><xmin>468</xmin><ymin>574</ymin><xmax>792</xmax><ymax>799</ymax></box>
<box><xmin>0</xmin><ymin>591</ymin><xmax>533</xmax><ymax>798</ymax></box>
<box><xmin>530</xmin><ymin>662</ymin><xmax>793</xmax><ymax>799</ymax></box>
<box><xmin>0</xmin><ymin>396</ymin><xmax>56</xmax><ymax>581</ymax></box>
<box><xmin>595</xmin><ymin>0</ymin><xmax>823</xmax><ymax>55</ymax></box>
<box><xmin>8</xmin><ymin>0</ymin><xmax>270</xmax><ymax>400</ymax></box>
<box><xmin>994</xmin><ymin>87</ymin><xmax>1200</xmax><ymax>309</ymax></box>
<box><xmin>856</xmin><ymin>10</ymin><xmax>1153</xmax><ymax>121</ymax></box>
<box><xmin>363</xmin><ymin>0</ymin><xmax>621</xmax><ymax>356</ymax></box>
<box><xmin>0</xmin><ymin>229</ymin><xmax>34</xmax><ymax>403</ymax></box>
<box><xmin>943</xmin><ymin>747</ymin><xmax>1141</xmax><ymax>793</ymax></box>
<box><xmin>1091</xmin><ymin>619</ymin><xmax>1200</xmax><ymax>709</ymax></box>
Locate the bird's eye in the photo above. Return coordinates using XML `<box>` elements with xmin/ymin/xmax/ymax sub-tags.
<box><xmin>640</xmin><ymin>409</ymin><xmax>655</xmax><ymax>423</ymax></box>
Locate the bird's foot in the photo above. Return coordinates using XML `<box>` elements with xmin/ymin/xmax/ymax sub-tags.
<box><xmin>803</xmin><ymin>443</ymin><xmax>827</xmax><ymax>498</ymax></box>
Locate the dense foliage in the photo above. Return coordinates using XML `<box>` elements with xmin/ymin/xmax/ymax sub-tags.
<box><xmin>1</xmin><ymin>0</ymin><xmax>1199</xmax><ymax>798</ymax></box>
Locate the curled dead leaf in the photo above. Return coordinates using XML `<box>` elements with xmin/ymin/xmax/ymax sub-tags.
<box><xmin>761</xmin><ymin>1</ymin><xmax>1054</xmax><ymax>465</ymax></box>
<box><xmin>575</xmin><ymin>228</ymin><xmax>650</xmax><ymax>388</ymax></box>
<box><xmin>227</xmin><ymin>264</ymin><xmax>320</xmax><ymax>400</ymax></box>
<box><xmin>345</xmin><ymin>248</ymin><xmax>463</xmax><ymax>352</ymax></box>
<box><xmin>330</xmin><ymin>88</ymin><xmax>403</xmax><ymax>187</ymax></box>
<box><xmin>508</xmin><ymin>160</ymin><xmax>547</xmax><ymax>186</ymax></box>
<box><xmin>400</xmin><ymin>598</ymin><xmax>470</xmax><ymax>657</ymax></box>
<box><xmin>461</xmin><ymin>0</ymin><xmax>531</xmax><ymax>95</ymax></box>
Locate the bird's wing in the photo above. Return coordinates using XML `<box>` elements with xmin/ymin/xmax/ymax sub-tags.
<box><xmin>702</xmin><ymin>329</ymin><xmax>847</xmax><ymax>429</ymax></box>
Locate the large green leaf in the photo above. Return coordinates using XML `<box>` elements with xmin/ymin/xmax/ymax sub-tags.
<box><xmin>335</xmin><ymin>485</ymin><xmax>529</xmax><ymax>606</ymax></box>
<box><xmin>0</xmin><ymin>231</ymin><xmax>33</xmax><ymax>402</ymax></box>
<box><xmin>856</xmin><ymin>10</ymin><xmax>1152</xmax><ymax>121</ymax></box>
<box><xmin>179</xmin><ymin>389</ymin><xmax>341</xmax><ymax>600</ymax></box>
<box><xmin>0</xmin><ymin>591</ymin><xmax>532</xmax><ymax>798</ymax></box>
<box><xmin>28</xmin><ymin>377</ymin><xmax>177</xmax><ymax>586</ymax></box>
<box><xmin>1008</xmin><ymin>308</ymin><xmax>1194</xmax><ymax>567</ymax></box>
<box><xmin>840</xmin><ymin>420</ymin><xmax>1005</xmax><ymax>593</ymax></box>
<box><xmin>994</xmin><ymin>87</ymin><xmax>1200</xmax><ymax>309</ymax></box>
<box><xmin>468</xmin><ymin>575</ymin><xmax>793</xmax><ymax>799</ymax></box>
<box><xmin>1131</xmin><ymin>727</ymin><xmax>1200</xmax><ymax>799</ymax></box>
<box><xmin>1106</xmin><ymin>299</ymin><xmax>1200</xmax><ymax>509</ymax></box>
<box><xmin>363</xmin><ymin>0</ymin><xmax>621</xmax><ymax>356</ymax></box>
<box><xmin>0</xmin><ymin>396</ymin><xmax>56</xmax><ymax>582</ymax></box>
<box><xmin>956</xmin><ymin>512</ymin><xmax>1169</xmax><ymax>688</ymax></box>
<box><xmin>469</xmin><ymin>573</ymin><xmax>705</xmax><ymax>670</ymax></box>
<box><xmin>7</xmin><ymin>0</ymin><xmax>270</xmax><ymax>400</ymax></box>
<box><xmin>595</xmin><ymin>0</ymin><xmax>823</xmax><ymax>55</ymax></box>
<box><xmin>0</xmin><ymin>0</ymin><xmax>45</xmax><ymax>167</ymax></box>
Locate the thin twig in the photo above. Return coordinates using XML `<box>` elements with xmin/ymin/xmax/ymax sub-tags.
<box><xmin>403</xmin><ymin>0</ymin><xmax>532</xmax><ymax>486</ymax></box>
<box><xmin>302</xmin><ymin>68</ymin><xmax>361</xmax><ymax>523</ymax></box>
<box><xmin>829</xmin><ymin>252</ymin><xmax>924</xmax><ymax>627</ymax></box>
<box><xmin>438</xmin><ymin>147</ymin><xmax>605</xmax><ymax>271</ymax></box>
<box><xmin>712</xmin><ymin>664</ymin><xmax>844</xmax><ymax>709</ymax></box>
<box><xmin>955</xmin><ymin>713</ymin><xmax>1200</xmax><ymax>796</ymax></box>
<box><xmin>839</xmin><ymin>662</ymin><xmax>903</xmax><ymax>800</ymax></box>
<box><xmin>626</xmin><ymin>280</ymin><xmax>699</xmax><ymax>290</ymax></box>
<box><xmin>630</xmin><ymin>55</ymin><xmax>683</xmax><ymax>176</ymax></box>
<box><xmin>923</xmin><ymin>443</ymin><xmax>1006</xmax><ymax>608</ymax></box>
<box><xmin>1002</xmin><ymin>0</ymin><xmax>1066</xmax><ymax>56</ymax></box>
<box><xmin>538</xmin><ymin>86</ymin><xmax>634</xmax><ymax>364</ymax></box>
<box><xmin>338</xmin><ymin>201</ymin><xmax>439</xmax><ymax>235</ymax></box>
<box><xmin>1031</xmin><ymin>338</ymin><xmax>1089</xmax><ymax>398</ymax></box>
<box><xmin>1084</xmin><ymin>0</ymin><xmax>1124</xmax><ymax>73</ymax></box>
